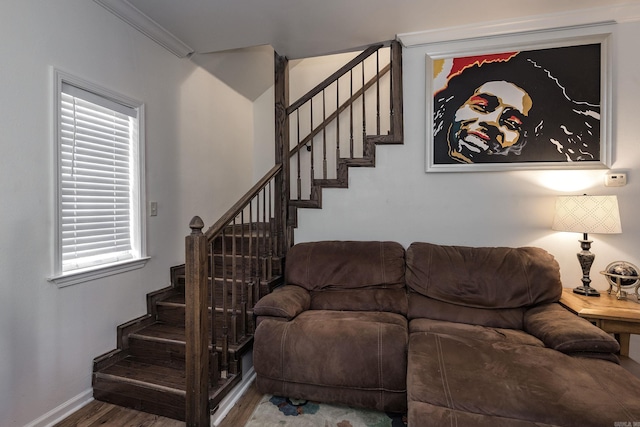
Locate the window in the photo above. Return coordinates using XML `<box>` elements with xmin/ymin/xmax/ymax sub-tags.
<box><xmin>51</xmin><ymin>70</ymin><xmax>148</xmax><ymax>286</ymax></box>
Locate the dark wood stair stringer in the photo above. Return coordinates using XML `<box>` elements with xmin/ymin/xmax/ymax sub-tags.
<box><xmin>290</xmin><ymin>135</ymin><xmax>401</xmax><ymax>211</ymax></box>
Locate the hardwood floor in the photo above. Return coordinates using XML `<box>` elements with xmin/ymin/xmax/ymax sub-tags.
<box><xmin>53</xmin><ymin>382</ymin><xmax>262</xmax><ymax>427</ymax></box>
<box><xmin>52</xmin><ymin>400</ymin><xmax>184</xmax><ymax>427</ymax></box>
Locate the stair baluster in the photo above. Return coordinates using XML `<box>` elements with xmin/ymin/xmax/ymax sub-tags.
<box><xmin>220</xmin><ymin>226</ymin><xmax>229</xmax><ymax>380</ymax></box>
<box><xmin>286</xmin><ymin>41</ymin><xmax>402</xmax><ymax>219</ymax></box>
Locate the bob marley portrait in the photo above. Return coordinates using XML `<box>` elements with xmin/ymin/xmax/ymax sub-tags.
<box><xmin>432</xmin><ymin>44</ymin><xmax>601</xmax><ymax>165</ymax></box>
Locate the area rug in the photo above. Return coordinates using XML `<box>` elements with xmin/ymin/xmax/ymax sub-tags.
<box><xmin>245</xmin><ymin>395</ymin><xmax>407</xmax><ymax>427</ymax></box>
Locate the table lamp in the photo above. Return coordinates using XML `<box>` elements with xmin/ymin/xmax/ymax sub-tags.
<box><xmin>552</xmin><ymin>195</ymin><xmax>622</xmax><ymax>297</ymax></box>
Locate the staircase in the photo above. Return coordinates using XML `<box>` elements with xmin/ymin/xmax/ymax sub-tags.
<box><xmin>92</xmin><ymin>222</ymin><xmax>281</xmax><ymax>420</ymax></box>
<box><xmin>283</xmin><ymin>42</ymin><xmax>403</xmax><ymax>225</ymax></box>
<box><xmin>91</xmin><ymin>40</ymin><xmax>402</xmax><ymax>424</ymax></box>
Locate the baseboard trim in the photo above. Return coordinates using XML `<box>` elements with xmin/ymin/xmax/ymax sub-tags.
<box><xmin>25</xmin><ymin>388</ymin><xmax>93</xmax><ymax>427</ymax></box>
<box><xmin>211</xmin><ymin>368</ymin><xmax>256</xmax><ymax>426</ymax></box>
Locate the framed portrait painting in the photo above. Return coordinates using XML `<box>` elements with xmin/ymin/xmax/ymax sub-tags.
<box><xmin>425</xmin><ymin>24</ymin><xmax>613</xmax><ymax>172</ymax></box>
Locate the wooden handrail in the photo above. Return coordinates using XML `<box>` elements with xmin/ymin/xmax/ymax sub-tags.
<box><xmin>286</xmin><ymin>43</ymin><xmax>386</xmax><ymax>114</ymax></box>
<box><xmin>286</xmin><ymin>40</ymin><xmax>402</xmax><ymax>208</ymax></box>
<box><xmin>204</xmin><ymin>163</ymin><xmax>283</xmax><ymax>240</ymax></box>
<box><xmin>288</xmin><ymin>63</ymin><xmax>391</xmax><ymax>157</ymax></box>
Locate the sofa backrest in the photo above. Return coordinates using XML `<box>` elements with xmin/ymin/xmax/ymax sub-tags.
<box><xmin>285</xmin><ymin>240</ymin><xmax>407</xmax><ymax>314</ymax></box>
<box><xmin>406</xmin><ymin>242</ymin><xmax>562</xmax><ymax>327</ymax></box>
<box><xmin>286</xmin><ymin>240</ymin><xmax>406</xmax><ymax>290</ymax></box>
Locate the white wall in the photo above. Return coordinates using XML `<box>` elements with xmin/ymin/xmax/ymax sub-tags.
<box><xmin>294</xmin><ymin>11</ymin><xmax>640</xmax><ymax>359</ymax></box>
<box><xmin>253</xmin><ymin>84</ymin><xmax>275</xmax><ymax>180</ymax></box>
<box><xmin>0</xmin><ymin>1</ymin><xmax>254</xmax><ymax>426</ymax></box>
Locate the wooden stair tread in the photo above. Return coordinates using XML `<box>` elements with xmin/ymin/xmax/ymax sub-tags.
<box><xmin>159</xmin><ymin>293</ymin><xmax>261</xmax><ymax>306</ymax></box>
<box><xmin>314</xmin><ymin>178</ymin><xmax>347</xmax><ymax>188</ymax></box>
<box><xmin>131</xmin><ymin>323</ymin><xmax>186</xmax><ymax>342</ymax></box>
<box><xmin>129</xmin><ymin>321</ymin><xmax>254</xmax><ymax>352</ymax></box>
<box><xmin>97</xmin><ymin>357</ymin><xmax>186</xmax><ymax>392</ymax></box>
<box><xmin>155</xmin><ymin>296</ymin><xmax>257</xmax><ymax>317</ymax></box>
<box><xmin>289</xmin><ymin>199</ymin><xmax>321</xmax><ymax>208</ymax></box>
<box><xmin>96</xmin><ymin>356</ymin><xmax>241</xmax><ymax>393</ymax></box>
<box><xmin>157</xmin><ymin>294</ymin><xmax>186</xmax><ymax>305</ymax></box>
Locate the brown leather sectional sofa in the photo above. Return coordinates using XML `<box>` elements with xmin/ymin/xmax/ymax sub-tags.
<box><xmin>253</xmin><ymin>240</ymin><xmax>640</xmax><ymax>426</ymax></box>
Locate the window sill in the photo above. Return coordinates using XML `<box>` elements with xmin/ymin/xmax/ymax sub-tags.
<box><xmin>49</xmin><ymin>257</ymin><xmax>151</xmax><ymax>288</ymax></box>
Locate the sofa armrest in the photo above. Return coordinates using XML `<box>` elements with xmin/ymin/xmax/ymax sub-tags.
<box><xmin>524</xmin><ymin>303</ymin><xmax>620</xmax><ymax>355</ymax></box>
<box><xmin>253</xmin><ymin>285</ymin><xmax>310</xmax><ymax>320</ymax></box>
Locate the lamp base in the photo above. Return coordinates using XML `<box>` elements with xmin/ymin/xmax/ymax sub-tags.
<box><xmin>573</xmin><ymin>285</ymin><xmax>600</xmax><ymax>297</ymax></box>
<box><xmin>574</xmin><ymin>236</ymin><xmax>599</xmax><ymax>297</ymax></box>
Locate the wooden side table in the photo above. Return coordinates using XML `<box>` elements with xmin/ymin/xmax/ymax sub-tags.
<box><xmin>559</xmin><ymin>288</ymin><xmax>640</xmax><ymax>357</ymax></box>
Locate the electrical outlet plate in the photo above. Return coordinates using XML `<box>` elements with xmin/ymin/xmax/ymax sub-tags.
<box><xmin>605</xmin><ymin>173</ymin><xmax>627</xmax><ymax>187</ymax></box>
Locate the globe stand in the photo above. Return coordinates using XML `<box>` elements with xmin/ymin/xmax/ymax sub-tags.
<box><xmin>601</xmin><ymin>261</ymin><xmax>640</xmax><ymax>302</ymax></box>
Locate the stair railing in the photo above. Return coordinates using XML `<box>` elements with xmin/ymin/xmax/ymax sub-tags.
<box><xmin>185</xmin><ymin>163</ymin><xmax>285</xmax><ymax>426</ymax></box>
<box><xmin>286</xmin><ymin>40</ymin><xmax>403</xmax><ymax>209</ymax></box>
<box><xmin>184</xmin><ymin>41</ymin><xmax>402</xmax><ymax>425</ymax></box>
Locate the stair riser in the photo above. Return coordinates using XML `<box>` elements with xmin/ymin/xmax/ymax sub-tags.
<box><xmin>156</xmin><ymin>304</ymin><xmax>185</xmax><ymax>326</ymax></box>
<box><xmin>212</xmin><ymin>234</ymin><xmax>274</xmax><ymax>256</ymax></box>
<box><xmin>212</xmin><ymin>256</ymin><xmax>283</xmax><ymax>280</ymax></box>
<box><xmin>156</xmin><ymin>303</ymin><xmax>254</xmax><ymax>326</ymax></box>
<box><xmin>155</xmin><ymin>275</ymin><xmax>273</xmax><ymax>327</ymax></box>
<box><xmin>127</xmin><ymin>337</ymin><xmax>245</xmax><ymax>374</ymax></box>
<box><xmin>127</xmin><ymin>339</ymin><xmax>186</xmax><ymax>369</ymax></box>
<box><xmin>93</xmin><ymin>377</ymin><xmax>185</xmax><ymax>421</ymax></box>
<box><xmin>176</xmin><ymin>280</ymin><xmax>259</xmax><ymax>300</ymax></box>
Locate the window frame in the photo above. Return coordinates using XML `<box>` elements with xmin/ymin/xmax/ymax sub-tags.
<box><xmin>50</xmin><ymin>69</ymin><xmax>148</xmax><ymax>287</ymax></box>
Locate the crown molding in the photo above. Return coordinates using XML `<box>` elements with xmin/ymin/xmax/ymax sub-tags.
<box><xmin>94</xmin><ymin>0</ymin><xmax>194</xmax><ymax>58</ymax></box>
<box><xmin>397</xmin><ymin>3</ymin><xmax>640</xmax><ymax>48</ymax></box>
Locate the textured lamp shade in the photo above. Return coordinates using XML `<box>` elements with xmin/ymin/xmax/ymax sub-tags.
<box><xmin>552</xmin><ymin>195</ymin><xmax>622</xmax><ymax>235</ymax></box>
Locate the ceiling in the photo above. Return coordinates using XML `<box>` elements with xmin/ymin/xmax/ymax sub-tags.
<box><xmin>97</xmin><ymin>0</ymin><xmax>640</xmax><ymax>99</ymax></box>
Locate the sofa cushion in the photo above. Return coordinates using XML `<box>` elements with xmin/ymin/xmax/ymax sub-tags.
<box><xmin>406</xmin><ymin>242</ymin><xmax>562</xmax><ymax>309</ymax></box>
<box><xmin>408</xmin><ymin>291</ymin><xmax>526</xmax><ymax>328</ymax></box>
<box><xmin>310</xmin><ymin>288</ymin><xmax>408</xmax><ymax>315</ymax></box>
<box><xmin>408</xmin><ymin>331</ymin><xmax>640</xmax><ymax>426</ymax></box>
<box><xmin>254</xmin><ymin>310</ymin><xmax>408</xmax><ymax>412</ymax></box>
<box><xmin>285</xmin><ymin>240</ymin><xmax>405</xmax><ymax>291</ymax></box>
<box><xmin>409</xmin><ymin>318</ymin><xmax>544</xmax><ymax>347</ymax></box>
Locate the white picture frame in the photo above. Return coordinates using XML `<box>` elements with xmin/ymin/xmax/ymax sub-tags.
<box><xmin>425</xmin><ymin>24</ymin><xmax>613</xmax><ymax>172</ymax></box>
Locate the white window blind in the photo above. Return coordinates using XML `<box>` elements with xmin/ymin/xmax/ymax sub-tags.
<box><xmin>59</xmin><ymin>82</ymin><xmax>140</xmax><ymax>272</ymax></box>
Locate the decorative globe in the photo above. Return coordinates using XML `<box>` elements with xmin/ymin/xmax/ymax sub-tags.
<box><xmin>605</xmin><ymin>261</ymin><xmax>640</xmax><ymax>288</ymax></box>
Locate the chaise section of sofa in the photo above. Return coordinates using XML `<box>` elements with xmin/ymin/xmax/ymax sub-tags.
<box><xmin>408</xmin><ymin>331</ymin><xmax>640</xmax><ymax>426</ymax></box>
<box><xmin>405</xmin><ymin>242</ymin><xmax>640</xmax><ymax>426</ymax></box>
<box><xmin>253</xmin><ymin>240</ymin><xmax>409</xmax><ymax>413</ymax></box>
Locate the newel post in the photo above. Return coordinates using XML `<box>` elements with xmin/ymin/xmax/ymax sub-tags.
<box><xmin>390</xmin><ymin>40</ymin><xmax>404</xmax><ymax>142</ymax></box>
<box><xmin>185</xmin><ymin>216</ymin><xmax>209</xmax><ymax>426</ymax></box>
<box><xmin>274</xmin><ymin>51</ymin><xmax>292</xmax><ymax>252</ymax></box>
